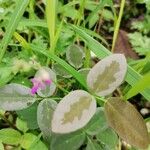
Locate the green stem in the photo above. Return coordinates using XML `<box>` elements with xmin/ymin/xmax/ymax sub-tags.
<box><xmin>111</xmin><ymin>0</ymin><xmax>126</xmax><ymax>52</ymax></box>
<box><xmin>76</xmin><ymin>0</ymin><xmax>86</xmax><ymax>26</ymax></box>
<box><xmin>84</xmin><ymin>46</ymin><xmax>91</xmax><ymax>68</ymax></box>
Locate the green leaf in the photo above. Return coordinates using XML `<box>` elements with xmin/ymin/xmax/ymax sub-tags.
<box><xmin>52</xmin><ymin>90</ymin><xmax>96</xmax><ymax>134</ymax></box>
<box><xmin>17</xmin><ymin>102</ymin><xmax>38</xmax><ymax>129</ymax></box>
<box><xmin>86</xmin><ymin>137</ymin><xmax>103</xmax><ymax>150</ymax></box>
<box><xmin>0</xmin><ymin>83</ymin><xmax>35</xmax><ymax>111</ymax></box>
<box><xmin>126</xmin><ymin>73</ymin><xmax>150</xmax><ymax>99</ymax></box>
<box><xmin>66</xmin><ymin>44</ymin><xmax>85</xmax><ymax>69</ymax></box>
<box><xmin>0</xmin><ymin>128</ymin><xmax>22</xmax><ymax>145</ymax></box>
<box><xmin>85</xmin><ymin>107</ymin><xmax>108</xmax><ymax>135</ymax></box>
<box><xmin>104</xmin><ymin>97</ymin><xmax>150</xmax><ymax>149</ymax></box>
<box><xmin>0</xmin><ymin>0</ymin><xmax>29</xmax><ymax>62</ymax></box>
<box><xmin>0</xmin><ymin>66</ymin><xmax>13</xmax><ymax>86</ymax></box>
<box><xmin>96</xmin><ymin>128</ymin><xmax>118</xmax><ymax>150</ymax></box>
<box><xmin>50</xmin><ymin>131</ymin><xmax>86</xmax><ymax>150</ymax></box>
<box><xmin>37</xmin><ymin>98</ymin><xmax>57</xmax><ymax>141</ymax></box>
<box><xmin>70</xmin><ymin>24</ymin><xmax>150</xmax><ymax>101</ymax></box>
<box><xmin>16</xmin><ymin>117</ymin><xmax>28</xmax><ymax>133</ymax></box>
<box><xmin>128</xmin><ymin>32</ymin><xmax>150</xmax><ymax>55</ymax></box>
<box><xmin>20</xmin><ymin>133</ymin><xmax>48</xmax><ymax>150</ymax></box>
<box><xmin>87</xmin><ymin>54</ymin><xmax>127</xmax><ymax>96</ymax></box>
<box><xmin>18</xmin><ymin>19</ymin><xmax>47</xmax><ymax>28</ymax></box>
<box><xmin>0</xmin><ymin>140</ymin><xmax>4</xmax><ymax>150</ymax></box>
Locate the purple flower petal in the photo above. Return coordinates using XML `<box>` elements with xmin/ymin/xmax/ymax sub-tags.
<box><xmin>45</xmin><ymin>79</ymin><xmax>52</xmax><ymax>85</ymax></box>
<box><xmin>31</xmin><ymin>85</ymin><xmax>39</xmax><ymax>94</ymax></box>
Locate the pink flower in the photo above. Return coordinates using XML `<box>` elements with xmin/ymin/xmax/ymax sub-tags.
<box><xmin>31</xmin><ymin>68</ymin><xmax>52</xmax><ymax>95</ymax></box>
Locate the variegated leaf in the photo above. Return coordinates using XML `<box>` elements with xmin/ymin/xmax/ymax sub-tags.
<box><xmin>35</xmin><ymin>67</ymin><xmax>57</xmax><ymax>97</ymax></box>
<box><xmin>87</xmin><ymin>54</ymin><xmax>127</xmax><ymax>96</ymax></box>
<box><xmin>0</xmin><ymin>83</ymin><xmax>35</xmax><ymax>111</ymax></box>
<box><xmin>51</xmin><ymin>90</ymin><xmax>96</xmax><ymax>133</ymax></box>
<box><xmin>104</xmin><ymin>97</ymin><xmax>150</xmax><ymax>149</ymax></box>
<box><xmin>66</xmin><ymin>44</ymin><xmax>85</xmax><ymax>69</ymax></box>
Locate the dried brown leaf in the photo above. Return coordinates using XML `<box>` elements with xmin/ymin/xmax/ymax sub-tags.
<box><xmin>104</xmin><ymin>97</ymin><xmax>150</xmax><ymax>149</ymax></box>
<box><xmin>114</xmin><ymin>30</ymin><xmax>139</xmax><ymax>59</ymax></box>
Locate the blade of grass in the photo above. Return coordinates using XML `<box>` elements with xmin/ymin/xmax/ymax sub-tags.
<box><xmin>125</xmin><ymin>73</ymin><xmax>150</xmax><ymax>100</ymax></box>
<box><xmin>19</xmin><ymin>19</ymin><xmax>47</xmax><ymax>28</ymax></box>
<box><xmin>0</xmin><ymin>0</ymin><xmax>29</xmax><ymax>62</ymax></box>
<box><xmin>111</xmin><ymin>0</ymin><xmax>126</xmax><ymax>52</ymax></box>
<box><xmin>46</xmin><ymin>0</ymin><xmax>57</xmax><ymax>54</ymax></box>
<box><xmin>70</xmin><ymin>24</ymin><xmax>150</xmax><ymax>101</ymax></box>
<box><xmin>75</xmin><ymin>0</ymin><xmax>86</xmax><ymax>25</ymax></box>
<box><xmin>84</xmin><ymin>0</ymin><xmax>115</xmax><ymax>26</ymax></box>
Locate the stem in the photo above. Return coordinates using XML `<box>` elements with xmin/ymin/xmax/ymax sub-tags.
<box><xmin>111</xmin><ymin>0</ymin><xmax>126</xmax><ymax>52</ymax></box>
<box><xmin>76</xmin><ymin>0</ymin><xmax>86</xmax><ymax>26</ymax></box>
<box><xmin>84</xmin><ymin>46</ymin><xmax>91</xmax><ymax>68</ymax></box>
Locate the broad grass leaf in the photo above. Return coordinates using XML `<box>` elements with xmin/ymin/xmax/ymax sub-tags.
<box><xmin>96</xmin><ymin>128</ymin><xmax>118</xmax><ymax>150</ymax></box>
<box><xmin>0</xmin><ymin>0</ymin><xmax>29</xmax><ymax>62</ymax></box>
<box><xmin>126</xmin><ymin>72</ymin><xmax>150</xmax><ymax>99</ymax></box>
<box><xmin>66</xmin><ymin>44</ymin><xmax>85</xmax><ymax>69</ymax></box>
<box><xmin>35</xmin><ymin>67</ymin><xmax>57</xmax><ymax>97</ymax></box>
<box><xmin>0</xmin><ymin>83</ymin><xmax>35</xmax><ymax>111</ymax></box>
<box><xmin>20</xmin><ymin>133</ymin><xmax>48</xmax><ymax>150</ymax></box>
<box><xmin>37</xmin><ymin>99</ymin><xmax>57</xmax><ymax>141</ymax></box>
<box><xmin>0</xmin><ymin>128</ymin><xmax>22</xmax><ymax>145</ymax></box>
<box><xmin>50</xmin><ymin>131</ymin><xmax>86</xmax><ymax>150</ymax></box>
<box><xmin>104</xmin><ymin>97</ymin><xmax>150</xmax><ymax>149</ymax></box>
<box><xmin>85</xmin><ymin>107</ymin><xmax>108</xmax><ymax>135</ymax></box>
<box><xmin>87</xmin><ymin>54</ymin><xmax>127</xmax><ymax>96</ymax></box>
<box><xmin>51</xmin><ymin>90</ymin><xmax>96</xmax><ymax>133</ymax></box>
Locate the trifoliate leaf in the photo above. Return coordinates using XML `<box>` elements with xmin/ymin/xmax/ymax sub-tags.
<box><xmin>87</xmin><ymin>54</ymin><xmax>127</xmax><ymax>96</ymax></box>
<box><xmin>51</xmin><ymin>90</ymin><xmax>96</xmax><ymax>133</ymax></box>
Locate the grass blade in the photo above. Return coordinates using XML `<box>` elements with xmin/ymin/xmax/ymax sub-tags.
<box><xmin>126</xmin><ymin>73</ymin><xmax>150</xmax><ymax>99</ymax></box>
<box><xmin>0</xmin><ymin>0</ymin><xmax>29</xmax><ymax>62</ymax></box>
<box><xmin>46</xmin><ymin>0</ymin><xmax>57</xmax><ymax>53</ymax></box>
<box><xmin>70</xmin><ymin>25</ymin><xmax>150</xmax><ymax>101</ymax></box>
